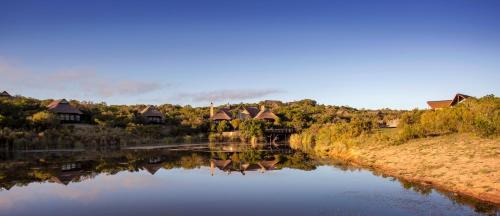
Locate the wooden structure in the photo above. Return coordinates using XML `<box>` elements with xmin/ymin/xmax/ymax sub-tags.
<box><xmin>47</xmin><ymin>99</ymin><xmax>83</xmax><ymax>123</ymax></box>
<box><xmin>427</xmin><ymin>93</ymin><xmax>471</xmax><ymax>109</ymax></box>
<box><xmin>265</xmin><ymin>128</ymin><xmax>295</xmax><ymax>143</ymax></box>
<box><xmin>0</xmin><ymin>91</ymin><xmax>11</xmax><ymax>98</ymax></box>
<box><xmin>140</xmin><ymin>105</ymin><xmax>164</xmax><ymax>124</ymax></box>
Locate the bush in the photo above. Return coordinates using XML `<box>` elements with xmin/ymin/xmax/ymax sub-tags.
<box><xmin>30</xmin><ymin>111</ymin><xmax>59</xmax><ymax>130</ymax></box>
<box><xmin>239</xmin><ymin>119</ymin><xmax>265</xmax><ymax>141</ymax></box>
<box><xmin>396</xmin><ymin>95</ymin><xmax>499</xmax><ymax>141</ymax></box>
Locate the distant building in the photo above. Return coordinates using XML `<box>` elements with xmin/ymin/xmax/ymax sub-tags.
<box><xmin>237</xmin><ymin>106</ymin><xmax>260</xmax><ymax>120</ymax></box>
<box><xmin>140</xmin><ymin>105</ymin><xmax>164</xmax><ymax>124</ymax></box>
<box><xmin>47</xmin><ymin>99</ymin><xmax>83</xmax><ymax>123</ymax></box>
<box><xmin>254</xmin><ymin>105</ymin><xmax>279</xmax><ymax>122</ymax></box>
<box><xmin>0</xmin><ymin>91</ymin><xmax>11</xmax><ymax>98</ymax></box>
<box><xmin>210</xmin><ymin>103</ymin><xmax>279</xmax><ymax>122</ymax></box>
<box><xmin>427</xmin><ymin>93</ymin><xmax>471</xmax><ymax>109</ymax></box>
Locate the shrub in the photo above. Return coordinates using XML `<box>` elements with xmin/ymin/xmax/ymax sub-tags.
<box><xmin>239</xmin><ymin>119</ymin><xmax>265</xmax><ymax>141</ymax></box>
<box><xmin>30</xmin><ymin>111</ymin><xmax>59</xmax><ymax>130</ymax></box>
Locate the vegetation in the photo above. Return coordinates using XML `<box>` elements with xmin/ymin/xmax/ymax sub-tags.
<box><xmin>291</xmin><ymin>95</ymin><xmax>499</xmax><ymax>152</ymax></box>
<box><xmin>397</xmin><ymin>95</ymin><xmax>499</xmax><ymax>141</ymax></box>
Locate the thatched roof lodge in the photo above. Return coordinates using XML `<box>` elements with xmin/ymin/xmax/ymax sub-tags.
<box><xmin>140</xmin><ymin>105</ymin><xmax>164</xmax><ymax>124</ymax></box>
<box><xmin>0</xmin><ymin>91</ymin><xmax>11</xmax><ymax>98</ymax></box>
<box><xmin>209</xmin><ymin>103</ymin><xmax>233</xmax><ymax>122</ymax></box>
<box><xmin>427</xmin><ymin>93</ymin><xmax>471</xmax><ymax>109</ymax></box>
<box><xmin>254</xmin><ymin>105</ymin><xmax>279</xmax><ymax>122</ymax></box>
<box><xmin>210</xmin><ymin>103</ymin><xmax>279</xmax><ymax>122</ymax></box>
<box><xmin>237</xmin><ymin>106</ymin><xmax>260</xmax><ymax>119</ymax></box>
<box><xmin>47</xmin><ymin>99</ymin><xmax>83</xmax><ymax>122</ymax></box>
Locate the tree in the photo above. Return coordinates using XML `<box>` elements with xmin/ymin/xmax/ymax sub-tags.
<box><xmin>230</xmin><ymin>119</ymin><xmax>241</xmax><ymax>130</ymax></box>
<box><xmin>216</xmin><ymin>121</ymin><xmax>230</xmax><ymax>133</ymax></box>
<box><xmin>239</xmin><ymin>119</ymin><xmax>265</xmax><ymax>140</ymax></box>
<box><xmin>31</xmin><ymin>111</ymin><xmax>59</xmax><ymax>129</ymax></box>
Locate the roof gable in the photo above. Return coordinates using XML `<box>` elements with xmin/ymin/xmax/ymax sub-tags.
<box><xmin>140</xmin><ymin>105</ymin><xmax>164</xmax><ymax>118</ymax></box>
<box><xmin>254</xmin><ymin>108</ymin><xmax>279</xmax><ymax>120</ymax></box>
<box><xmin>211</xmin><ymin>108</ymin><xmax>232</xmax><ymax>121</ymax></box>
<box><xmin>0</xmin><ymin>91</ymin><xmax>11</xmax><ymax>97</ymax></box>
<box><xmin>450</xmin><ymin>93</ymin><xmax>471</xmax><ymax>106</ymax></box>
<box><xmin>238</xmin><ymin>106</ymin><xmax>260</xmax><ymax>118</ymax></box>
<box><xmin>47</xmin><ymin>99</ymin><xmax>83</xmax><ymax>114</ymax></box>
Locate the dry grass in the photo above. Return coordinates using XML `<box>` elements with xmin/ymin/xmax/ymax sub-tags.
<box><xmin>326</xmin><ymin>133</ymin><xmax>500</xmax><ymax>204</ymax></box>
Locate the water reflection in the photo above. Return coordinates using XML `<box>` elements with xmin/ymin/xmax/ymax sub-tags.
<box><xmin>0</xmin><ymin>143</ymin><xmax>498</xmax><ymax>216</ymax></box>
<box><xmin>0</xmin><ymin>144</ymin><xmax>316</xmax><ymax>189</ymax></box>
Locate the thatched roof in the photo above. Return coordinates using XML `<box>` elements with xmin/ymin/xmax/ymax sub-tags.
<box><xmin>254</xmin><ymin>108</ymin><xmax>279</xmax><ymax>120</ymax></box>
<box><xmin>238</xmin><ymin>106</ymin><xmax>260</xmax><ymax>118</ymax></box>
<box><xmin>0</xmin><ymin>91</ymin><xmax>11</xmax><ymax>97</ymax></box>
<box><xmin>47</xmin><ymin>99</ymin><xmax>83</xmax><ymax>114</ymax></box>
<box><xmin>140</xmin><ymin>105</ymin><xmax>164</xmax><ymax>118</ymax></box>
<box><xmin>211</xmin><ymin>108</ymin><xmax>232</xmax><ymax>121</ymax></box>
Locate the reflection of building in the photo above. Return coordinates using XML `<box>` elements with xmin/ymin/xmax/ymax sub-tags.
<box><xmin>47</xmin><ymin>99</ymin><xmax>83</xmax><ymax>123</ymax></box>
<box><xmin>143</xmin><ymin>156</ymin><xmax>164</xmax><ymax>175</ymax></box>
<box><xmin>210</xmin><ymin>159</ymin><xmax>280</xmax><ymax>176</ymax></box>
<box><xmin>427</xmin><ymin>93</ymin><xmax>471</xmax><ymax>109</ymax></box>
<box><xmin>49</xmin><ymin>162</ymin><xmax>96</xmax><ymax>186</ymax></box>
<box><xmin>143</xmin><ymin>163</ymin><xmax>163</xmax><ymax>175</ymax></box>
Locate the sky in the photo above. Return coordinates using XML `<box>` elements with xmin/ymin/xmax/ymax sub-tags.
<box><xmin>1</xmin><ymin>0</ymin><xmax>499</xmax><ymax>109</ymax></box>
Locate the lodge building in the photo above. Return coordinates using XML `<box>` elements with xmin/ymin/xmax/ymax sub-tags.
<box><xmin>210</xmin><ymin>103</ymin><xmax>279</xmax><ymax>122</ymax></box>
<box><xmin>47</xmin><ymin>99</ymin><xmax>83</xmax><ymax>123</ymax></box>
<box><xmin>427</xmin><ymin>93</ymin><xmax>471</xmax><ymax>109</ymax></box>
<box><xmin>140</xmin><ymin>105</ymin><xmax>164</xmax><ymax>124</ymax></box>
<box><xmin>0</xmin><ymin>91</ymin><xmax>12</xmax><ymax>98</ymax></box>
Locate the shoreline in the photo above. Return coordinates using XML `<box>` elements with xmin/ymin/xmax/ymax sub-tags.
<box><xmin>305</xmin><ymin>134</ymin><xmax>500</xmax><ymax>205</ymax></box>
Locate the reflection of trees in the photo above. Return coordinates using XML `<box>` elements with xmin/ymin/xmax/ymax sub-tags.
<box><xmin>0</xmin><ymin>146</ymin><xmax>497</xmax><ymax>215</ymax></box>
<box><xmin>0</xmin><ymin>145</ymin><xmax>318</xmax><ymax>189</ymax></box>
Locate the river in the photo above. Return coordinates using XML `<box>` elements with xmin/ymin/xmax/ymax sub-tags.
<box><xmin>0</xmin><ymin>143</ymin><xmax>497</xmax><ymax>215</ymax></box>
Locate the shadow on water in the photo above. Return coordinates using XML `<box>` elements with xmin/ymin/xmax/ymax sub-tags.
<box><xmin>0</xmin><ymin>142</ymin><xmax>498</xmax><ymax>215</ymax></box>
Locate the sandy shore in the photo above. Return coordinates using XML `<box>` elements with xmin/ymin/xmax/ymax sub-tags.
<box><xmin>319</xmin><ymin>134</ymin><xmax>500</xmax><ymax>205</ymax></box>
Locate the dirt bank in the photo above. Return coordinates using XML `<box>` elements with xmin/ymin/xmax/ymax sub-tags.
<box><xmin>320</xmin><ymin>134</ymin><xmax>500</xmax><ymax>205</ymax></box>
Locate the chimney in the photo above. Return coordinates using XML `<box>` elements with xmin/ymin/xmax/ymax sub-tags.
<box><xmin>210</xmin><ymin>102</ymin><xmax>214</xmax><ymax>118</ymax></box>
<box><xmin>260</xmin><ymin>105</ymin><xmax>266</xmax><ymax>111</ymax></box>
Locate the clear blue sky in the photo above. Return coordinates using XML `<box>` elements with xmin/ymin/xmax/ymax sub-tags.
<box><xmin>1</xmin><ymin>0</ymin><xmax>499</xmax><ymax>109</ymax></box>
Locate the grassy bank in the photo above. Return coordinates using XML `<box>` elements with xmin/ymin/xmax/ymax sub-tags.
<box><xmin>290</xmin><ymin>95</ymin><xmax>500</xmax><ymax>204</ymax></box>
<box><xmin>294</xmin><ymin>133</ymin><xmax>500</xmax><ymax>205</ymax></box>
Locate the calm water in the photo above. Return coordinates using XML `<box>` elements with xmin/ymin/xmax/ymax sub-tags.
<box><xmin>0</xmin><ymin>143</ymin><xmax>497</xmax><ymax>216</ymax></box>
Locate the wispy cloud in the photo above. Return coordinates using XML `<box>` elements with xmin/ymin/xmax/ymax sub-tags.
<box><xmin>0</xmin><ymin>58</ymin><xmax>163</xmax><ymax>98</ymax></box>
<box><xmin>178</xmin><ymin>89</ymin><xmax>284</xmax><ymax>102</ymax></box>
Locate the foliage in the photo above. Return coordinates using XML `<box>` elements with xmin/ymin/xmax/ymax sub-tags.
<box><xmin>30</xmin><ymin>111</ymin><xmax>60</xmax><ymax>130</ymax></box>
<box><xmin>396</xmin><ymin>95</ymin><xmax>499</xmax><ymax>142</ymax></box>
<box><xmin>292</xmin><ymin>95</ymin><xmax>500</xmax><ymax>152</ymax></box>
<box><xmin>216</xmin><ymin>121</ymin><xmax>230</xmax><ymax>133</ymax></box>
<box><xmin>239</xmin><ymin>119</ymin><xmax>266</xmax><ymax>140</ymax></box>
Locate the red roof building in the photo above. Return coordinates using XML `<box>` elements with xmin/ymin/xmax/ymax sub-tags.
<box><xmin>427</xmin><ymin>94</ymin><xmax>471</xmax><ymax>109</ymax></box>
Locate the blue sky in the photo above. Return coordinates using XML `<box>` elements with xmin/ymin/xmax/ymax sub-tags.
<box><xmin>1</xmin><ymin>0</ymin><xmax>499</xmax><ymax>109</ymax></box>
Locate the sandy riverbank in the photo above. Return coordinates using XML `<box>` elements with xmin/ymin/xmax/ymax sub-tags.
<box><xmin>314</xmin><ymin>134</ymin><xmax>500</xmax><ymax>205</ymax></box>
